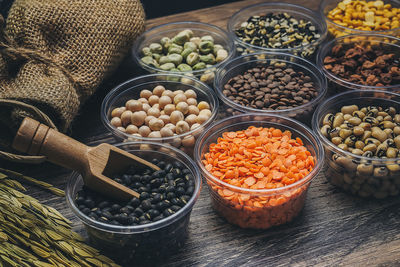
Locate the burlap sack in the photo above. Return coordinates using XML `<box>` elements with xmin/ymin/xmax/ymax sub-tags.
<box><xmin>0</xmin><ymin>0</ymin><xmax>145</xmax><ymax>163</ymax></box>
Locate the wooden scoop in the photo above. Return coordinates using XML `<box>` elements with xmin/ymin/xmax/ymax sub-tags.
<box><xmin>12</xmin><ymin>117</ymin><xmax>160</xmax><ymax>201</ymax></box>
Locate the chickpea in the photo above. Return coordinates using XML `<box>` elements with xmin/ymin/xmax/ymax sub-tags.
<box><xmin>142</xmin><ymin>103</ymin><xmax>151</xmax><ymax>112</ymax></box>
<box><xmin>164</xmin><ymin>123</ymin><xmax>176</xmax><ymax>132</ymax></box>
<box><xmin>174</xmin><ymin>93</ymin><xmax>187</xmax><ymax>105</ymax></box>
<box><xmin>175</xmin><ymin>121</ymin><xmax>190</xmax><ymax>134</ymax></box>
<box><xmin>147</xmin><ymin>107</ymin><xmax>160</xmax><ymax>117</ymax></box>
<box><xmin>199</xmin><ymin>109</ymin><xmax>212</xmax><ymax>118</ymax></box>
<box><xmin>176</xmin><ymin>102</ymin><xmax>189</xmax><ymax>115</ymax></box>
<box><xmin>148</xmin><ymin>95</ymin><xmax>160</xmax><ymax>106</ymax></box>
<box><xmin>126</xmin><ymin>100</ymin><xmax>143</xmax><ymax>112</ymax></box>
<box><xmin>184</xmin><ymin>89</ymin><xmax>197</xmax><ymax>99</ymax></box>
<box><xmin>121</xmin><ymin>110</ymin><xmax>133</xmax><ymax>126</ymax></box>
<box><xmin>188</xmin><ymin>105</ymin><xmax>199</xmax><ymax>115</ymax></box>
<box><xmin>173</xmin><ymin>90</ymin><xmax>184</xmax><ymax>96</ymax></box>
<box><xmin>186</xmin><ymin>98</ymin><xmax>197</xmax><ymax>106</ymax></box>
<box><xmin>162</xmin><ymin>90</ymin><xmax>175</xmax><ymax>99</ymax></box>
<box><xmin>159</xmin><ymin>95</ymin><xmax>172</xmax><ymax>109</ymax></box>
<box><xmin>198</xmin><ymin>101</ymin><xmax>210</xmax><ymax>110</ymax></box>
<box><xmin>160</xmin><ymin>127</ymin><xmax>174</xmax><ymax>137</ymax></box>
<box><xmin>149</xmin><ymin>118</ymin><xmax>164</xmax><ymax>131</ymax></box>
<box><xmin>159</xmin><ymin>114</ymin><xmax>170</xmax><ymax>124</ymax></box>
<box><xmin>171</xmin><ymin>135</ymin><xmax>182</xmax><ymax>148</ymax></box>
<box><xmin>196</xmin><ymin>114</ymin><xmax>209</xmax><ymax>124</ymax></box>
<box><xmin>145</xmin><ymin>116</ymin><xmax>156</xmax><ymax>126</ymax></box>
<box><xmin>140</xmin><ymin>89</ymin><xmax>152</xmax><ymax>99</ymax></box>
<box><xmin>148</xmin><ymin>131</ymin><xmax>162</xmax><ymax>138</ymax></box>
<box><xmin>117</xmin><ymin>126</ymin><xmax>126</xmax><ymax>132</ymax></box>
<box><xmin>152</xmin><ymin>104</ymin><xmax>160</xmax><ymax>110</ymax></box>
<box><xmin>131</xmin><ymin>111</ymin><xmax>146</xmax><ymax>126</ymax></box>
<box><xmin>138</xmin><ymin>98</ymin><xmax>148</xmax><ymax>104</ymax></box>
<box><xmin>138</xmin><ymin>125</ymin><xmax>151</xmax><ymax>137</ymax></box>
<box><xmin>153</xmin><ymin>85</ymin><xmax>165</xmax><ymax>96</ymax></box>
<box><xmin>111</xmin><ymin>107</ymin><xmax>125</xmax><ymax>118</ymax></box>
<box><xmin>111</xmin><ymin>117</ymin><xmax>122</xmax><ymax>127</ymax></box>
<box><xmin>164</xmin><ymin>104</ymin><xmax>176</xmax><ymax>115</ymax></box>
<box><xmin>182</xmin><ymin>135</ymin><xmax>195</xmax><ymax>147</ymax></box>
<box><xmin>170</xmin><ymin>110</ymin><xmax>184</xmax><ymax>125</ymax></box>
<box><xmin>191</xmin><ymin>123</ymin><xmax>201</xmax><ymax>131</ymax></box>
<box><xmin>126</xmin><ymin>125</ymin><xmax>139</xmax><ymax>134</ymax></box>
<box><xmin>160</xmin><ymin>110</ymin><xmax>165</xmax><ymax>115</ymax></box>
<box><xmin>185</xmin><ymin>114</ymin><xmax>197</xmax><ymax>125</ymax></box>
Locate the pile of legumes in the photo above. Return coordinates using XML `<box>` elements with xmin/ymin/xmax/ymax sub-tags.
<box><xmin>327</xmin><ymin>0</ymin><xmax>400</xmax><ymax>34</ymax></box>
<box><xmin>321</xmin><ymin>104</ymin><xmax>400</xmax><ymax>198</ymax></box>
<box><xmin>223</xmin><ymin>65</ymin><xmax>318</xmax><ymax>110</ymax></box>
<box><xmin>140</xmin><ymin>29</ymin><xmax>229</xmax><ymax>73</ymax></box>
<box><xmin>234</xmin><ymin>13</ymin><xmax>321</xmax><ymax>50</ymax></box>
<box><xmin>324</xmin><ymin>42</ymin><xmax>400</xmax><ymax>86</ymax></box>
<box><xmin>75</xmin><ymin>159</ymin><xmax>195</xmax><ymax>226</ymax></box>
<box><xmin>202</xmin><ymin>126</ymin><xmax>315</xmax><ymax>229</ymax></box>
<box><xmin>109</xmin><ymin>85</ymin><xmax>212</xmax><ymax>149</ymax></box>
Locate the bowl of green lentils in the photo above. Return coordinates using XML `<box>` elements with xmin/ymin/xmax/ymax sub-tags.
<box><xmin>227</xmin><ymin>2</ymin><xmax>328</xmax><ymax>58</ymax></box>
<box><xmin>132</xmin><ymin>21</ymin><xmax>235</xmax><ymax>84</ymax></box>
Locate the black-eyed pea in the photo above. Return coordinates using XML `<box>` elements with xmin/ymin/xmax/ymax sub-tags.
<box><xmin>344</xmin><ymin>135</ymin><xmax>356</xmax><ymax>147</ymax></box>
<box><xmin>191</xmin><ymin>123</ymin><xmax>201</xmax><ymax>131</ymax></box>
<box><xmin>187</xmin><ymin>98</ymin><xmax>197</xmax><ymax>106</ymax></box>
<box><xmin>175</xmin><ymin>121</ymin><xmax>190</xmax><ymax>134</ymax></box>
<box><xmin>394</xmin><ymin>114</ymin><xmax>400</xmax><ymax>124</ymax></box>
<box><xmin>393</xmin><ymin>126</ymin><xmax>400</xmax><ymax>135</ymax></box>
<box><xmin>357</xmin><ymin>163</ymin><xmax>374</xmax><ymax>176</ymax></box>
<box><xmin>383</xmin><ymin>128</ymin><xmax>393</xmax><ymax>139</ymax></box>
<box><xmin>140</xmin><ymin>89</ymin><xmax>152</xmax><ymax>99</ymax></box>
<box><xmin>362</xmin><ymin>151</ymin><xmax>374</xmax><ymax>158</ymax></box>
<box><xmin>147</xmin><ymin>107</ymin><xmax>161</xmax><ymax>118</ymax></box>
<box><xmin>383</xmin><ymin>115</ymin><xmax>392</xmax><ymax>121</ymax></box>
<box><xmin>131</xmin><ymin>111</ymin><xmax>146</xmax><ymax>126</ymax></box>
<box><xmin>380</xmin><ymin>120</ymin><xmax>395</xmax><ymax>129</ymax></box>
<box><xmin>121</xmin><ymin>110</ymin><xmax>133</xmax><ymax>126</ymax></box>
<box><xmin>149</xmin><ymin>118</ymin><xmax>164</xmax><ymax>131</ymax></box>
<box><xmin>395</xmin><ymin>136</ymin><xmax>400</xmax><ymax>149</ymax></box>
<box><xmin>111</xmin><ymin>107</ymin><xmax>125</xmax><ymax>118</ymax></box>
<box><xmin>148</xmin><ymin>131</ymin><xmax>162</xmax><ymax>138</ymax></box>
<box><xmin>376</xmin><ymin>115</ymin><xmax>384</xmax><ymax>122</ymax></box>
<box><xmin>182</xmin><ymin>135</ymin><xmax>195</xmax><ymax>147</ymax></box>
<box><xmin>148</xmin><ymin>95</ymin><xmax>160</xmax><ymax>106</ymax></box>
<box><xmin>387</xmin><ymin>147</ymin><xmax>398</xmax><ymax>158</ymax></box>
<box><xmin>363</xmin><ymin>143</ymin><xmax>377</xmax><ymax>153</ymax></box>
<box><xmin>374</xmin><ymin>166</ymin><xmax>389</xmax><ymax>178</ymax></box>
<box><xmin>176</xmin><ymin>102</ymin><xmax>189</xmax><ymax>115</ymax></box>
<box><xmin>111</xmin><ymin>117</ymin><xmax>122</xmax><ymax>128</ymax></box>
<box><xmin>320</xmin><ymin>125</ymin><xmax>331</xmax><ymax>138</ymax></box>
<box><xmin>198</xmin><ymin>101</ymin><xmax>210</xmax><ymax>111</ymax></box>
<box><xmin>371</xmin><ymin>126</ymin><xmax>387</xmax><ymax>142</ymax></box>
<box><xmin>329</xmin><ymin>127</ymin><xmax>340</xmax><ymax>138</ymax></box>
<box><xmin>359</xmin><ymin>122</ymin><xmax>371</xmax><ymax>130</ymax></box>
<box><xmin>336</xmin><ymin>157</ymin><xmax>357</xmax><ymax>172</ymax></box>
<box><xmin>341</xmin><ymin>105</ymin><xmax>358</xmax><ymax>115</ymax></box>
<box><xmin>331</xmin><ymin>137</ymin><xmax>342</xmax><ymax>146</ymax></box>
<box><xmin>343</xmin><ymin>172</ymin><xmax>354</xmax><ymax>184</ymax></box>
<box><xmin>117</xmin><ymin>126</ymin><xmax>126</xmax><ymax>133</ymax></box>
<box><xmin>333</xmin><ymin>113</ymin><xmax>344</xmax><ymax>128</ymax></box>
<box><xmin>343</xmin><ymin>114</ymin><xmax>352</xmax><ymax>121</ymax></box>
<box><xmin>138</xmin><ymin>125</ymin><xmax>151</xmax><ymax>137</ymax></box>
<box><xmin>323</xmin><ymin>113</ymin><xmax>334</xmax><ymax>126</ymax></box>
<box><xmin>126</xmin><ymin>125</ymin><xmax>139</xmax><ymax>134</ymax></box>
<box><xmin>174</xmin><ymin>93</ymin><xmax>187</xmax><ymax>105</ymax></box>
<box><xmin>361</xmin><ymin>130</ymin><xmax>372</xmax><ymax>141</ymax></box>
<box><xmin>153</xmin><ymin>85</ymin><xmax>165</xmax><ymax>96</ymax></box>
<box><xmin>353</xmin><ymin>126</ymin><xmax>364</xmax><ymax>136</ymax></box>
<box><xmin>387</xmin><ymin>163</ymin><xmax>400</xmax><ymax>173</ymax></box>
<box><xmin>348</xmin><ymin>116</ymin><xmax>361</xmax><ymax>126</ymax></box>
<box><xmin>351</xmin><ymin>148</ymin><xmax>363</xmax><ymax>156</ymax></box>
<box><xmin>355</xmin><ymin>140</ymin><xmax>365</xmax><ymax>150</ymax></box>
<box><xmin>352</xmin><ymin>110</ymin><xmax>365</xmax><ymax>119</ymax></box>
<box><xmin>360</xmin><ymin>107</ymin><xmax>368</xmax><ymax>114</ymax></box>
<box><xmin>160</xmin><ymin>127</ymin><xmax>174</xmax><ymax>137</ymax></box>
<box><xmin>339</xmin><ymin>128</ymin><xmax>352</xmax><ymax>139</ymax></box>
<box><xmin>363</xmin><ymin>117</ymin><xmax>378</xmax><ymax>126</ymax></box>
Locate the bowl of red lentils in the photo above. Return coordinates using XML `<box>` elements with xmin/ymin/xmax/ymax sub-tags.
<box><xmin>101</xmin><ymin>73</ymin><xmax>218</xmax><ymax>156</ymax></box>
<box><xmin>320</xmin><ymin>0</ymin><xmax>400</xmax><ymax>37</ymax></box>
<box><xmin>194</xmin><ymin>113</ymin><xmax>324</xmax><ymax>229</ymax></box>
<box><xmin>317</xmin><ymin>33</ymin><xmax>400</xmax><ymax>94</ymax></box>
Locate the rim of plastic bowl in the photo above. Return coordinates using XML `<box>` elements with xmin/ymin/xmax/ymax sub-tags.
<box><xmin>101</xmin><ymin>73</ymin><xmax>219</xmax><ymax>142</ymax></box>
<box><xmin>66</xmin><ymin>141</ymin><xmax>202</xmax><ymax>234</ymax></box>
<box><xmin>311</xmin><ymin>89</ymin><xmax>400</xmax><ymax>162</ymax></box>
<box><xmin>194</xmin><ymin>113</ymin><xmax>324</xmax><ymax>195</ymax></box>
<box><xmin>316</xmin><ymin>33</ymin><xmax>400</xmax><ymax>90</ymax></box>
<box><xmin>227</xmin><ymin>2</ymin><xmax>328</xmax><ymax>53</ymax></box>
<box><xmin>214</xmin><ymin>52</ymin><xmax>328</xmax><ymax>114</ymax></box>
<box><xmin>320</xmin><ymin>0</ymin><xmax>400</xmax><ymax>36</ymax></box>
<box><xmin>132</xmin><ymin>21</ymin><xmax>235</xmax><ymax>76</ymax></box>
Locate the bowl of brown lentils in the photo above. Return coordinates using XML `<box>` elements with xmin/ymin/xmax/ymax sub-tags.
<box><xmin>317</xmin><ymin>33</ymin><xmax>400</xmax><ymax>94</ymax></box>
<box><xmin>101</xmin><ymin>73</ymin><xmax>218</xmax><ymax>156</ymax></box>
<box><xmin>227</xmin><ymin>2</ymin><xmax>327</xmax><ymax>58</ymax></box>
<box><xmin>214</xmin><ymin>52</ymin><xmax>327</xmax><ymax>125</ymax></box>
<box><xmin>312</xmin><ymin>90</ymin><xmax>400</xmax><ymax>199</ymax></box>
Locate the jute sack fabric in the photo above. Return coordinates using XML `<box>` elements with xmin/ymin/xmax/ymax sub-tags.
<box><xmin>0</xmin><ymin>0</ymin><xmax>145</xmax><ymax>163</ymax></box>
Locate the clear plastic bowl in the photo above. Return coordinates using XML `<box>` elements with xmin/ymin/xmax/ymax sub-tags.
<box><xmin>194</xmin><ymin>114</ymin><xmax>324</xmax><ymax>229</ymax></box>
<box><xmin>227</xmin><ymin>2</ymin><xmax>327</xmax><ymax>58</ymax></box>
<box><xmin>132</xmin><ymin>21</ymin><xmax>235</xmax><ymax>84</ymax></box>
<box><xmin>320</xmin><ymin>0</ymin><xmax>400</xmax><ymax>38</ymax></box>
<box><xmin>214</xmin><ymin>52</ymin><xmax>327</xmax><ymax>125</ymax></box>
<box><xmin>66</xmin><ymin>142</ymin><xmax>201</xmax><ymax>263</ymax></box>
<box><xmin>101</xmin><ymin>73</ymin><xmax>219</xmax><ymax>156</ymax></box>
<box><xmin>316</xmin><ymin>34</ymin><xmax>400</xmax><ymax>94</ymax></box>
<box><xmin>312</xmin><ymin>90</ymin><xmax>400</xmax><ymax>198</ymax></box>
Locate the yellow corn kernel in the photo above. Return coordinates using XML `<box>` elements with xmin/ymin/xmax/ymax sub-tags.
<box><xmin>365</xmin><ymin>11</ymin><xmax>375</xmax><ymax>23</ymax></box>
<box><xmin>334</xmin><ymin>14</ymin><xmax>343</xmax><ymax>20</ymax></box>
<box><xmin>343</xmin><ymin>0</ymin><xmax>352</xmax><ymax>5</ymax></box>
<box><xmin>338</xmin><ymin>2</ymin><xmax>347</xmax><ymax>10</ymax></box>
<box><xmin>384</xmin><ymin>4</ymin><xmax>392</xmax><ymax>9</ymax></box>
<box><xmin>392</xmin><ymin>21</ymin><xmax>399</xmax><ymax>28</ymax></box>
<box><xmin>375</xmin><ymin>10</ymin><xmax>384</xmax><ymax>16</ymax></box>
<box><xmin>384</xmin><ymin>12</ymin><xmax>393</xmax><ymax>18</ymax></box>
<box><xmin>373</xmin><ymin>0</ymin><xmax>384</xmax><ymax>9</ymax></box>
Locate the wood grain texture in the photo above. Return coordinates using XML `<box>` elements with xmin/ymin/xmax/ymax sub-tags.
<box><xmin>2</xmin><ymin>0</ymin><xmax>400</xmax><ymax>266</ymax></box>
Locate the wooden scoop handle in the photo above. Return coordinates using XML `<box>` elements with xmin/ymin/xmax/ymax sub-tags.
<box><xmin>12</xmin><ymin>117</ymin><xmax>89</xmax><ymax>173</ymax></box>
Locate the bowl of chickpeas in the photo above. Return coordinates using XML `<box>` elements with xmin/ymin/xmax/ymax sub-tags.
<box><xmin>101</xmin><ymin>73</ymin><xmax>219</xmax><ymax>155</ymax></box>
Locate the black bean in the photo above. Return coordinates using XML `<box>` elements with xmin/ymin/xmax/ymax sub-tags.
<box><xmin>98</xmin><ymin>201</ymin><xmax>110</xmax><ymax>209</ymax></box>
<box><xmin>122</xmin><ymin>174</ymin><xmax>132</xmax><ymax>185</ymax></box>
<box><xmin>163</xmin><ymin>208</ymin><xmax>175</xmax><ymax>217</ymax></box>
<box><xmin>75</xmin><ymin>196</ymin><xmax>85</xmax><ymax>205</ymax></box>
<box><xmin>170</xmin><ymin>205</ymin><xmax>181</xmax><ymax>212</ymax></box>
<box><xmin>111</xmin><ymin>204</ymin><xmax>121</xmax><ymax>212</ymax></box>
<box><xmin>84</xmin><ymin>199</ymin><xmax>95</xmax><ymax>209</ymax></box>
<box><xmin>164</xmin><ymin>163</ymin><xmax>173</xmax><ymax>172</ymax></box>
<box><xmin>176</xmin><ymin>187</ymin><xmax>186</xmax><ymax>196</ymax></box>
<box><xmin>148</xmin><ymin>209</ymin><xmax>160</xmax><ymax>219</ymax></box>
<box><xmin>140</xmin><ymin>192</ymin><xmax>150</xmax><ymax>200</ymax></box>
<box><xmin>82</xmin><ymin>207</ymin><xmax>91</xmax><ymax>215</ymax></box>
<box><xmin>134</xmin><ymin>208</ymin><xmax>144</xmax><ymax>217</ymax></box>
<box><xmin>153</xmin><ymin>215</ymin><xmax>165</xmax><ymax>221</ymax></box>
<box><xmin>129</xmin><ymin>198</ymin><xmax>141</xmax><ymax>208</ymax></box>
<box><xmin>166</xmin><ymin>192</ymin><xmax>176</xmax><ymax>200</ymax></box>
<box><xmin>157</xmin><ymin>161</ymin><xmax>166</xmax><ymax>169</ymax></box>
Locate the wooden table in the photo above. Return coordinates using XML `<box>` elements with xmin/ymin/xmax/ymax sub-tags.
<box><xmin>3</xmin><ymin>0</ymin><xmax>400</xmax><ymax>266</ymax></box>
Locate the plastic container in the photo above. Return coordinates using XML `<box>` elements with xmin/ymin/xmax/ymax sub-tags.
<box><xmin>132</xmin><ymin>21</ymin><xmax>235</xmax><ymax>84</ymax></box>
<box><xmin>320</xmin><ymin>0</ymin><xmax>400</xmax><ymax>38</ymax></box>
<box><xmin>101</xmin><ymin>73</ymin><xmax>218</xmax><ymax>156</ymax></box>
<box><xmin>66</xmin><ymin>142</ymin><xmax>201</xmax><ymax>263</ymax></box>
<box><xmin>312</xmin><ymin>90</ymin><xmax>400</xmax><ymax>198</ymax></box>
<box><xmin>194</xmin><ymin>114</ymin><xmax>324</xmax><ymax>229</ymax></box>
<box><xmin>214</xmin><ymin>52</ymin><xmax>327</xmax><ymax>125</ymax></box>
<box><xmin>317</xmin><ymin>34</ymin><xmax>400</xmax><ymax>94</ymax></box>
<box><xmin>227</xmin><ymin>2</ymin><xmax>327</xmax><ymax>58</ymax></box>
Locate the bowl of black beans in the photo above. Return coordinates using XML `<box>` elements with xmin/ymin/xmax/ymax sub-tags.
<box><xmin>214</xmin><ymin>52</ymin><xmax>327</xmax><ymax>125</ymax></box>
<box><xmin>66</xmin><ymin>142</ymin><xmax>201</xmax><ymax>263</ymax></box>
<box><xmin>227</xmin><ymin>2</ymin><xmax>327</xmax><ymax>58</ymax></box>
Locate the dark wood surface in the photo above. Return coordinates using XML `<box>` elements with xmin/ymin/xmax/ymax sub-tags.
<box><xmin>3</xmin><ymin>0</ymin><xmax>400</xmax><ymax>266</ymax></box>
